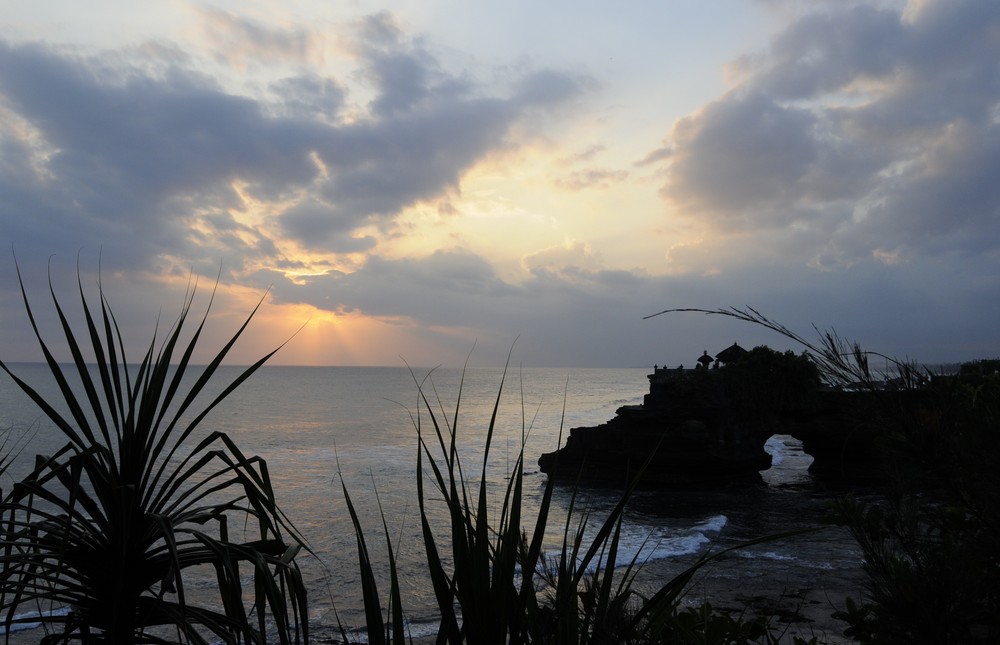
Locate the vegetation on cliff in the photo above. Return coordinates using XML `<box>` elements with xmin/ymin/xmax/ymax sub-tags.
<box><xmin>831</xmin><ymin>360</ymin><xmax>1000</xmax><ymax>643</ymax></box>
<box><xmin>718</xmin><ymin>346</ymin><xmax>821</xmax><ymax>423</ymax></box>
<box><xmin>651</xmin><ymin>307</ymin><xmax>1000</xmax><ymax>643</ymax></box>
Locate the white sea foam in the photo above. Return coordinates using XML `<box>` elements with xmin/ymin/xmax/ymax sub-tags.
<box><xmin>693</xmin><ymin>514</ymin><xmax>728</xmax><ymax>534</ymax></box>
<box><xmin>735</xmin><ymin>549</ymin><xmax>797</xmax><ymax>562</ymax></box>
<box><xmin>336</xmin><ymin>617</ymin><xmax>440</xmax><ymax>643</ymax></box>
<box><xmin>0</xmin><ymin>607</ymin><xmax>71</xmax><ymax>635</ymax></box>
<box><xmin>558</xmin><ymin>513</ymin><xmax>729</xmax><ymax>574</ymax></box>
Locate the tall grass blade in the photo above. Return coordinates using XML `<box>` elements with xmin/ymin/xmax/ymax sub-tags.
<box><xmin>340</xmin><ymin>471</ymin><xmax>387</xmax><ymax>645</ymax></box>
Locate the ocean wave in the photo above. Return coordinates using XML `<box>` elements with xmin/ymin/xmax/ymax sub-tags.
<box><xmin>332</xmin><ymin>617</ymin><xmax>439</xmax><ymax>643</ymax></box>
<box><xmin>557</xmin><ymin>513</ymin><xmax>729</xmax><ymax>573</ymax></box>
<box><xmin>0</xmin><ymin>607</ymin><xmax>71</xmax><ymax>635</ymax></box>
<box><xmin>693</xmin><ymin>514</ymin><xmax>728</xmax><ymax>534</ymax></box>
<box><xmin>735</xmin><ymin>549</ymin><xmax>797</xmax><ymax>562</ymax></box>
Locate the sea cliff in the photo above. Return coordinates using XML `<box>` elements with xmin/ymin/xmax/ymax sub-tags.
<box><xmin>537</xmin><ymin>345</ymin><xmax>928</xmax><ymax>486</ymax></box>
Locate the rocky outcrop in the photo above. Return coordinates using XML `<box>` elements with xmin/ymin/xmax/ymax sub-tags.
<box><xmin>537</xmin><ymin>367</ymin><xmax>773</xmax><ymax>487</ymax></box>
<box><xmin>537</xmin><ymin>357</ymin><xmax>932</xmax><ymax>487</ymax></box>
<box><xmin>788</xmin><ymin>389</ymin><xmax>932</xmax><ymax>481</ymax></box>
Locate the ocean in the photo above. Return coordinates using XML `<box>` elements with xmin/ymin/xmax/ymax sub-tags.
<box><xmin>0</xmin><ymin>364</ymin><xmax>864</xmax><ymax>642</ymax></box>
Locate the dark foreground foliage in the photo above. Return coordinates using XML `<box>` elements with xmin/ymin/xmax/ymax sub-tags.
<box><xmin>650</xmin><ymin>307</ymin><xmax>1000</xmax><ymax>644</ymax></box>
<box><xmin>830</xmin><ymin>365</ymin><xmax>1000</xmax><ymax>644</ymax></box>
<box><xmin>339</xmin><ymin>352</ymin><xmax>818</xmax><ymax>644</ymax></box>
<box><xmin>0</xmin><ymin>267</ymin><xmax>309</xmax><ymax>644</ymax></box>
<box><xmin>6</xmin><ymin>276</ymin><xmax>993</xmax><ymax>644</ymax></box>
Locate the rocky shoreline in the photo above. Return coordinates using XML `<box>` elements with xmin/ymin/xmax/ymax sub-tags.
<box><xmin>625</xmin><ymin>470</ymin><xmax>870</xmax><ymax>644</ymax></box>
<box><xmin>666</xmin><ymin>555</ymin><xmax>865</xmax><ymax>644</ymax></box>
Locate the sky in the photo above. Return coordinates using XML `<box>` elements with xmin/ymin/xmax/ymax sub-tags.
<box><xmin>1</xmin><ymin>0</ymin><xmax>998</xmax><ymax>368</ymax></box>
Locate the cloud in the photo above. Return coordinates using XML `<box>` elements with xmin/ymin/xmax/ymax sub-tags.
<box><xmin>268</xmin><ymin>74</ymin><xmax>345</xmax><ymax>120</ymax></box>
<box><xmin>3</xmin><ymin>3</ymin><xmax>995</xmax><ymax>368</ymax></box>
<box><xmin>513</xmin><ymin>69</ymin><xmax>591</xmax><ymax>108</ymax></box>
<box><xmin>522</xmin><ymin>240</ymin><xmax>607</xmax><ymax>277</ymax></box>
<box><xmin>278</xmin><ymin>199</ymin><xmax>378</xmax><ymax>253</ymax></box>
<box><xmin>249</xmin><ymin>246</ymin><xmax>660</xmax><ymax>365</ymax></box>
<box><xmin>657</xmin><ymin>0</ymin><xmax>1000</xmax><ymax>267</ymax></box>
<box><xmin>261</xmin><ymin>249</ymin><xmax>518</xmax><ymax>327</ymax></box>
<box><xmin>298</xmin><ymin>96</ymin><xmax>517</xmax><ymax>239</ymax></box>
<box><xmin>0</xmin><ymin>40</ymin><xmax>321</xmax><ymax>274</ymax></box>
<box><xmin>635</xmin><ymin>145</ymin><xmax>671</xmax><ymax>167</ymax></box>
<box><xmin>355</xmin><ymin>11</ymin><xmax>405</xmax><ymax>47</ymax></box>
<box><xmin>247</xmin><ymin>238</ymin><xmax>1000</xmax><ymax>366</ymax></box>
<box><xmin>664</xmin><ymin>90</ymin><xmax>876</xmax><ymax>230</ymax></box>
<box><xmin>557</xmin><ymin>144</ymin><xmax>606</xmax><ymax>165</ymax></box>
<box><xmin>555</xmin><ymin>168</ymin><xmax>629</xmax><ymax>191</ymax></box>
<box><xmin>196</xmin><ymin>7</ymin><xmax>324</xmax><ymax>68</ymax></box>
<box><xmin>0</xmin><ymin>18</ymin><xmax>590</xmax><ymax>269</ymax></box>
<box><xmin>351</xmin><ymin>13</ymin><xmax>467</xmax><ymax>118</ymax></box>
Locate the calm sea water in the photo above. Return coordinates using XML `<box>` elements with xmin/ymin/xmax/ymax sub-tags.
<box><xmin>0</xmin><ymin>364</ymin><xmax>860</xmax><ymax>641</ymax></box>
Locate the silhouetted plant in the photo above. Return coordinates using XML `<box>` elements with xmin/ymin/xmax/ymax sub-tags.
<box><xmin>338</xmin><ymin>352</ymin><xmax>814</xmax><ymax>643</ymax></box>
<box><xmin>720</xmin><ymin>346</ymin><xmax>821</xmax><ymax>421</ymax></box>
<box><xmin>644</xmin><ymin>306</ymin><xmax>917</xmax><ymax>391</ymax></box>
<box><xmin>830</xmin><ymin>368</ymin><xmax>1000</xmax><ymax>643</ymax></box>
<box><xmin>649</xmin><ymin>306</ymin><xmax>1000</xmax><ymax>642</ymax></box>
<box><xmin>0</xmin><ymin>266</ymin><xmax>309</xmax><ymax>644</ymax></box>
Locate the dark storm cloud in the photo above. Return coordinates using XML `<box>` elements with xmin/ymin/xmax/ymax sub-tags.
<box><xmin>660</xmin><ymin>0</ymin><xmax>1000</xmax><ymax>265</ymax></box>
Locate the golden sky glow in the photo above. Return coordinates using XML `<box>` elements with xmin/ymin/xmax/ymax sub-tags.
<box><xmin>2</xmin><ymin>1</ymin><xmax>998</xmax><ymax>366</ymax></box>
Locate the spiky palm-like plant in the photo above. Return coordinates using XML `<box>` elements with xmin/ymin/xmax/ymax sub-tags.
<box><xmin>340</xmin><ymin>355</ymin><xmax>812</xmax><ymax>644</ymax></box>
<box><xmin>0</xmin><ymin>268</ymin><xmax>309</xmax><ymax>644</ymax></box>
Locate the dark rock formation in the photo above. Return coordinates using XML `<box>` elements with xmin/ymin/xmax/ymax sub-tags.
<box><xmin>788</xmin><ymin>389</ymin><xmax>933</xmax><ymax>481</ymax></box>
<box><xmin>538</xmin><ymin>347</ymin><xmax>931</xmax><ymax>487</ymax></box>
<box><xmin>538</xmin><ymin>366</ymin><xmax>774</xmax><ymax>487</ymax></box>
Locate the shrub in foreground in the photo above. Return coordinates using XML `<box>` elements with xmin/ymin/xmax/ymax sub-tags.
<box><xmin>0</xmin><ymin>268</ymin><xmax>309</xmax><ymax>644</ymax></box>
